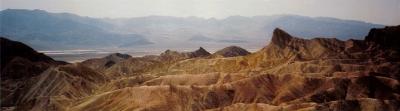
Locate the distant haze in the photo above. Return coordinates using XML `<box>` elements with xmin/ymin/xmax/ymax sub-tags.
<box><xmin>0</xmin><ymin>9</ymin><xmax>384</xmax><ymax>51</ymax></box>
<box><xmin>1</xmin><ymin>0</ymin><xmax>399</xmax><ymax>25</ymax></box>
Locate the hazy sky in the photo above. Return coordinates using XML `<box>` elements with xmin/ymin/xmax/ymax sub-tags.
<box><xmin>1</xmin><ymin>0</ymin><xmax>399</xmax><ymax>25</ymax></box>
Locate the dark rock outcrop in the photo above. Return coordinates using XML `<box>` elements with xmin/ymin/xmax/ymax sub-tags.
<box><xmin>0</xmin><ymin>37</ymin><xmax>66</xmax><ymax>107</ymax></box>
<box><xmin>270</xmin><ymin>28</ymin><xmax>294</xmax><ymax>48</ymax></box>
<box><xmin>0</xmin><ymin>37</ymin><xmax>66</xmax><ymax>79</ymax></box>
<box><xmin>81</xmin><ymin>53</ymin><xmax>132</xmax><ymax>71</ymax></box>
<box><xmin>213</xmin><ymin>46</ymin><xmax>250</xmax><ymax>57</ymax></box>
<box><xmin>365</xmin><ymin>25</ymin><xmax>400</xmax><ymax>51</ymax></box>
<box><xmin>259</xmin><ymin>28</ymin><xmax>347</xmax><ymax>61</ymax></box>
<box><xmin>0</xmin><ymin>37</ymin><xmax>55</xmax><ymax>67</ymax></box>
<box><xmin>189</xmin><ymin>47</ymin><xmax>211</xmax><ymax>58</ymax></box>
<box><xmin>158</xmin><ymin>47</ymin><xmax>211</xmax><ymax>62</ymax></box>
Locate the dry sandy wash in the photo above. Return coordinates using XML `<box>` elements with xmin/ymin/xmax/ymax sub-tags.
<box><xmin>1</xmin><ymin>26</ymin><xmax>400</xmax><ymax>111</ymax></box>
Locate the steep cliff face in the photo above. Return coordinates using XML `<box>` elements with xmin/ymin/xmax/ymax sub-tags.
<box><xmin>364</xmin><ymin>26</ymin><xmax>400</xmax><ymax>62</ymax></box>
<box><xmin>259</xmin><ymin>28</ymin><xmax>347</xmax><ymax>60</ymax></box>
<box><xmin>365</xmin><ymin>26</ymin><xmax>400</xmax><ymax>51</ymax></box>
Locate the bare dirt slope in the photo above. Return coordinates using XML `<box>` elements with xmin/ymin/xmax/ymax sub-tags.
<box><xmin>1</xmin><ymin>26</ymin><xmax>399</xmax><ymax>111</ymax></box>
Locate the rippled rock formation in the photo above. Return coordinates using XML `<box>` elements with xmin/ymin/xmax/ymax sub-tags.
<box><xmin>1</xmin><ymin>26</ymin><xmax>400</xmax><ymax>111</ymax></box>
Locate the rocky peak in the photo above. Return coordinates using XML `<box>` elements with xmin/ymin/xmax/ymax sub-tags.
<box><xmin>194</xmin><ymin>47</ymin><xmax>208</xmax><ymax>53</ymax></box>
<box><xmin>81</xmin><ymin>53</ymin><xmax>131</xmax><ymax>70</ymax></box>
<box><xmin>160</xmin><ymin>49</ymin><xmax>180</xmax><ymax>57</ymax></box>
<box><xmin>158</xmin><ymin>47</ymin><xmax>211</xmax><ymax>62</ymax></box>
<box><xmin>345</xmin><ymin>39</ymin><xmax>366</xmax><ymax>53</ymax></box>
<box><xmin>163</xmin><ymin>49</ymin><xmax>172</xmax><ymax>53</ymax></box>
<box><xmin>105</xmin><ymin>53</ymin><xmax>132</xmax><ymax>60</ymax></box>
<box><xmin>0</xmin><ymin>37</ymin><xmax>66</xmax><ymax>80</ymax></box>
<box><xmin>270</xmin><ymin>28</ymin><xmax>293</xmax><ymax>48</ymax></box>
<box><xmin>190</xmin><ymin>47</ymin><xmax>211</xmax><ymax>57</ymax></box>
<box><xmin>260</xmin><ymin>28</ymin><xmax>351</xmax><ymax>60</ymax></box>
<box><xmin>0</xmin><ymin>37</ymin><xmax>56</xmax><ymax>68</ymax></box>
<box><xmin>213</xmin><ymin>46</ymin><xmax>250</xmax><ymax>57</ymax></box>
<box><xmin>365</xmin><ymin>25</ymin><xmax>400</xmax><ymax>51</ymax></box>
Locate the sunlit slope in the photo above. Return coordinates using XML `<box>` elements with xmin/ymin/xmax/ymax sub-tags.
<box><xmin>1</xmin><ymin>26</ymin><xmax>399</xmax><ymax>111</ymax></box>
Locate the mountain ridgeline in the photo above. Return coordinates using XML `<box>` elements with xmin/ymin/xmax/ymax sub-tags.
<box><xmin>1</xmin><ymin>25</ymin><xmax>399</xmax><ymax>111</ymax></box>
<box><xmin>0</xmin><ymin>9</ymin><xmax>152</xmax><ymax>50</ymax></box>
<box><xmin>0</xmin><ymin>9</ymin><xmax>384</xmax><ymax>50</ymax></box>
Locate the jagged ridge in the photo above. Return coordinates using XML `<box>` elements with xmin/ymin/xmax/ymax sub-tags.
<box><xmin>2</xmin><ymin>26</ymin><xmax>400</xmax><ymax>111</ymax></box>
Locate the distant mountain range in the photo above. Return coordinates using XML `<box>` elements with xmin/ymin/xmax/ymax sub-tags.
<box><xmin>0</xmin><ymin>9</ymin><xmax>384</xmax><ymax>50</ymax></box>
<box><xmin>0</xmin><ymin>9</ymin><xmax>152</xmax><ymax>50</ymax></box>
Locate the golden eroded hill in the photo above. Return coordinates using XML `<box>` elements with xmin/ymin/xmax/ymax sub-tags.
<box><xmin>1</xmin><ymin>26</ymin><xmax>400</xmax><ymax>111</ymax></box>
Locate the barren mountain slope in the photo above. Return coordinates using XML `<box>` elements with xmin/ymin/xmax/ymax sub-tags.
<box><xmin>1</xmin><ymin>26</ymin><xmax>400</xmax><ymax>111</ymax></box>
<box><xmin>212</xmin><ymin>46</ymin><xmax>251</xmax><ymax>58</ymax></box>
<box><xmin>81</xmin><ymin>53</ymin><xmax>132</xmax><ymax>71</ymax></box>
<box><xmin>65</xmin><ymin>26</ymin><xmax>399</xmax><ymax>111</ymax></box>
<box><xmin>14</xmin><ymin>64</ymin><xmax>109</xmax><ymax>110</ymax></box>
<box><xmin>166</xmin><ymin>27</ymin><xmax>400</xmax><ymax>77</ymax></box>
<box><xmin>68</xmin><ymin>73</ymin><xmax>400</xmax><ymax>111</ymax></box>
<box><xmin>0</xmin><ymin>37</ymin><xmax>67</xmax><ymax>108</ymax></box>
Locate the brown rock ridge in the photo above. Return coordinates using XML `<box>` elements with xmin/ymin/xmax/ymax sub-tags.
<box><xmin>81</xmin><ymin>53</ymin><xmax>132</xmax><ymax>71</ymax></box>
<box><xmin>66</xmin><ymin>74</ymin><xmax>400</xmax><ymax>111</ymax></box>
<box><xmin>103</xmin><ymin>47</ymin><xmax>212</xmax><ymax>78</ymax></box>
<box><xmin>15</xmin><ymin>64</ymin><xmax>109</xmax><ymax>110</ymax></box>
<box><xmin>261</xmin><ymin>28</ymin><xmax>347</xmax><ymax>60</ymax></box>
<box><xmin>0</xmin><ymin>37</ymin><xmax>108</xmax><ymax>110</ymax></box>
<box><xmin>64</xmin><ymin>26</ymin><xmax>399</xmax><ymax>111</ymax></box>
<box><xmin>0</xmin><ymin>37</ymin><xmax>66</xmax><ymax>79</ymax></box>
<box><xmin>158</xmin><ymin>47</ymin><xmax>211</xmax><ymax>62</ymax></box>
<box><xmin>166</xmin><ymin>26</ymin><xmax>400</xmax><ymax>76</ymax></box>
<box><xmin>2</xmin><ymin>25</ymin><xmax>400</xmax><ymax>111</ymax></box>
<box><xmin>212</xmin><ymin>46</ymin><xmax>251</xmax><ymax>58</ymax></box>
<box><xmin>0</xmin><ymin>37</ymin><xmax>67</xmax><ymax>107</ymax></box>
<box><xmin>365</xmin><ymin>26</ymin><xmax>400</xmax><ymax>51</ymax></box>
